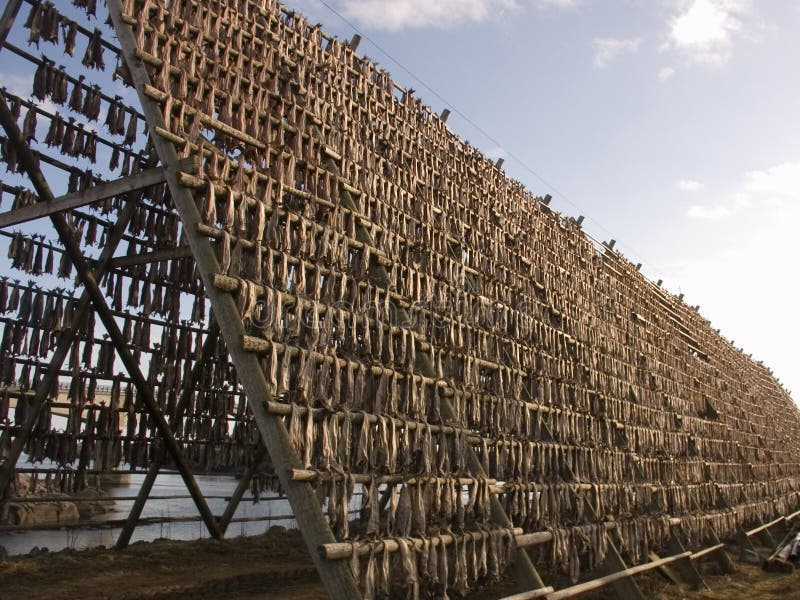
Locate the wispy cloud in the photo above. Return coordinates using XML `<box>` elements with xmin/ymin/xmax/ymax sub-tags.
<box><xmin>337</xmin><ymin>0</ymin><xmax>578</xmax><ymax>31</ymax></box>
<box><xmin>687</xmin><ymin>204</ymin><xmax>729</xmax><ymax>219</ymax></box>
<box><xmin>663</xmin><ymin>0</ymin><xmax>755</xmax><ymax>66</ymax></box>
<box><xmin>0</xmin><ymin>71</ymin><xmax>57</xmax><ymax>114</ymax></box>
<box><xmin>677</xmin><ymin>178</ymin><xmax>704</xmax><ymax>192</ymax></box>
<box><xmin>485</xmin><ymin>145</ymin><xmax>507</xmax><ymax>161</ymax></box>
<box><xmin>736</xmin><ymin>161</ymin><xmax>800</xmax><ymax>208</ymax></box>
<box><xmin>533</xmin><ymin>0</ymin><xmax>581</xmax><ymax>8</ymax></box>
<box><xmin>592</xmin><ymin>37</ymin><xmax>643</xmax><ymax>68</ymax></box>
<box><xmin>686</xmin><ymin>160</ymin><xmax>800</xmax><ymax>219</ymax></box>
<box><xmin>339</xmin><ymin>0</ymin><xmax>519</xmax><ymax>30</ymax></box>
<box><xmin>658</xmin><ymin>66</ymin><xmax>676</xmax><ymax>80</ymax></box>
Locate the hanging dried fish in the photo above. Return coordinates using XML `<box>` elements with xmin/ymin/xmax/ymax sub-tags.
<box><xmin>82</xmin><ymin>28</ymin><xmax>105</xmax><ymax>70</ymax></box>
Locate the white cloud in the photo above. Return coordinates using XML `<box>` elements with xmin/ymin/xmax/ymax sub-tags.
<box><xmin>338</xmin><ymin>0</ymin><xmax>578</xmax><ymax>30</ymax></box>
<box><xmin>658</xmin><ymin>66</ymin><xmax>676</xmax><ymax>80</ymax></box>
<box><xmin>0</xmin><ymin>71</ymin><xmax>56</xmax><ymax>114</ymax></box>
<box><xmin>685</xmin><ymin>160</ymin><xmax>800</xmax><ymax>219</ymax></box>
<box><xmin>485</xmin><ymin>145</ymin><xmax>507</xmax><ymax>161</ymax></box>
<box><xmin>677</xmin><ymin>178</ymin><xmax>704</xmax><ymax>192</ymax></box>
<box><xmin>662</xmin><ymin>166</ymin><xmax>800</xmax><ymax>397</ymax></box>
<box><xmin>663</xmin><ymin>0</ymin><xmax>754</xmax><ymax>66</ymax></box>
<box><xmin>687</xmin><ymin>204</ymin><xmax>729</xmax><ymax>219</ymax></box>
<box><xmin>738</xmin><ymin>161</ymin><xmax>800</xmax><ymax>207</ymax></box>
<box><xmin>592</xmin><ymin>37</ymin><xmax>643</xmax><ymax>68</ymax></box>
<box><xmin>533</xmin><ymin>0</ymin><xmax>580</xmax><ymax>8</ymax></box>
<box><xmin>339</xmin><ymin>0</ymin><xmax>520</xmax><ymax>30</ymax></box>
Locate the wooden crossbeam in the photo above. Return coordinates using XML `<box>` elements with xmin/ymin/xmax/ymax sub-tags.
<box><xmin>0</xmin><ymin>157</ymin><xmax>196</xmax><ymax>229</ymax></box>
<box><xmin>544</xmin><ymin>553</ymin><xmax>691</xmax><ymax>600</ymax></box>
<box><xmin>108</xmin><ymin>246</ymin><xmax>193</xmax><ymax>269</ymax></box>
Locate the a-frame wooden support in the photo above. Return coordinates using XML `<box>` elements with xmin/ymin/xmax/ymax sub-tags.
<box><xmin>115</xmin><ymin>322</ymin><xmax>220</xmax><ymax>549</ymax></box>
<box><xmin>0</xmin><ymin>185</ymin><xmax>136</xmax><ymax>495</ymax></box>
<box><xmin>106</xmin><ymin>2</ymin><xmax>361</xmax><ymax>597</ymax></box>
<box><xmin>0</xmin><ymin>95</ymin><xmax>223</xmax><ymax>541</ymax></box>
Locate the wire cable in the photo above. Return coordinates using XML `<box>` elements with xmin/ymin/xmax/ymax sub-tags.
<box><xmin>315</xmin><ymin>0</ymin><xmax>668</xmax><ymax>278</ymax></box>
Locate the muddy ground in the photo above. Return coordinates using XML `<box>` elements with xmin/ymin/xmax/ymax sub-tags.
<box><xmin>1</xmin><ymin>529</ymin><xmax>799</xmax><ymax>599</ymax></box>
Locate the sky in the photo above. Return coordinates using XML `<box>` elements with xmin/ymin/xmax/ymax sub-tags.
<box><xmin>283</xmin><ymin>0</ymin><xmax>800</xmax><ymax>400</ymax></box>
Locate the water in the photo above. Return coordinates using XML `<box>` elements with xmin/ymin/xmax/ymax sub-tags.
<box><xmin>0</xmin><ymin>472</ymin><xmax>297</xmax><ymax>556</ymax></box>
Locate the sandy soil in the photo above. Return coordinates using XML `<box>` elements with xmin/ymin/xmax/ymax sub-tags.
<box><xmin>1</xmin><ymin>530</ymin><xmax>799</xmax><ymax>600</ymax></box>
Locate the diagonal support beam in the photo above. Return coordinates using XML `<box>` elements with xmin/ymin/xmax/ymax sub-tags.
<box><xmin>0</xmin><ymin>0</ymin><xmax>21</xmax><ymax>47</ymax></box>
<box><xmin>115</xmin><ymin>322</ymin><xmax>220</xmax><ymax>549</ymax></box>
<box><xmin>539</xmin><ymin>420</ymin><xmax>646</xmax><ymax>600</ymax></box>
<box><xmin>0</xmin><ymin>96</ymin><xmax>223</xmax><ymax>542</ymax></box>
<box><xmin>0</xmin><ymin>158</ymin><xmax>194</xmax><ymax>229</ymax></box>
<box><xmin>106</xmin><ymin>3</ymin><xmax>360</xmax><ymax>597</ymax></box>
<box><xmin>218</xmin><ymin>447</ymin><xmax>267</xmax><ymax>534</ymax></box>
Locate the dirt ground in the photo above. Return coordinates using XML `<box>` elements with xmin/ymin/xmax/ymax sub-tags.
<box><xmin>1</xmin><ymin>530</ymin><xmax>800</xmax><ymax>600</ymax></box>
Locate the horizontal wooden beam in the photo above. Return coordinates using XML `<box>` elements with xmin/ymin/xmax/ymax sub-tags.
<box><xmin>506</xmin><ymin>552</ymin><xmax>692</xmax><ymax>600</ymax></box>
<box><xmin>0</xmin><ymin>156</ymin><xmax>197</xmax><ymax>229</ymax></box>
<box><xmin>321</xmin><ymin>527</ymin><xmax>523</xmax><ymax>560</ymax></box>
<box><xmin>691</xmin><ymin>543</ymin><xmax>726</xmax><ymax>561</ymax></box>
<box><xmin>108</xmin><ymin>245</ymin><xmax>193</xmax><ymax>268</ymax></box>
<box><xmin>500</xmin><ymin>586</ymin><xmax>555</xmax><ymax>600</ymax></box>
<box><xmin>745</xmin><ymin>516</ymin><xmax>785</xmax><ymax>537</ymax></box>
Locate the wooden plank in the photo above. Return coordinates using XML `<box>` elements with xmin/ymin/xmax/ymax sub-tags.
<box><xmin>691</xmin><ymin>543</ymin><xmax>726</xmax><ymax>561</ymax></box>
<box><xmin>497</xmin><ymin>586</ymin><xmax>555</xmax><ymax>600</ymax></box>
<box><xmin>747</xmin><ymin>516</ymin><xmax>785</xmax><ymax>536</ymax></box>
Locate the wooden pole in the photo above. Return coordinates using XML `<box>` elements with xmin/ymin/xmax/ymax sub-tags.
<box><xmin>0</xmin><ymin>160</ymin><xmax>194</xmax><ymax>229</ymax></box>
<box><xmin>106</xmin><ymin>3</ymin><xmax>362</xmax><ymax>597</ymax></box>
<box><xmin>218</xmin><ymin>447</ymin><xmax>267</xmax><ymax>534</ymax></box>
<box><xmin>534</xmin><ymin>553</ymin><xmax>691</xmax><ymax>600</ymax></box>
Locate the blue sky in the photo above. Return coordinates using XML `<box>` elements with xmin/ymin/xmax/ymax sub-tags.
<box><xmin>284</xmin><ymin>0</ymin><xmax>800</xmax><ymax>399</ymax></box>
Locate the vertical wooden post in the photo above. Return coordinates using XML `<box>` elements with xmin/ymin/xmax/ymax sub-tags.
<box><xmin>218</xmin><ymin>450</ymin><xmax>265</xmax><ymax>534</ymax></box>
<box><xmin>106</xmin><ymin>3</ymin><xmax>361</xmax><ymax>597</ymax></box>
